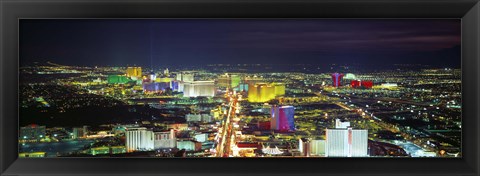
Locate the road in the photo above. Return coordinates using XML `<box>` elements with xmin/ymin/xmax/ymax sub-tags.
<box><xmin>216</xmin><ymin>92</ymin><xmax>239</xmax><ymax>157</ymax></box>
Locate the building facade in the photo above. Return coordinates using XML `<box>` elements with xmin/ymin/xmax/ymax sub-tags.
<box><xmin>331</xmin><ymin>73</ymin><xmax>344</xmax><ymax>87</ymax></box>
<box><xmin>182</xmin><ymin>81</ymin><xmax>215</xmax><ymax>97</ymax></box>
<box><xmin>126</xmin><ymin>67</ymin><xmax>142</xmax><ymax>78</ymax></box>
<box><xmin>154</xmin><ymin>129</ymin><xmax>176</xmax><ymax>149</ymax></box>
<box><xmin>325</xmin><ymin>127</ymin><xmax>368</xmax><ymax>157</ymax></box>
<box><xmin>125</xmin><ymin>127</ymin><xmax>155</xmax><ymax>152</ymax></box>
<box><xmin>271</xmin><ymin>105</ymin><xmax>295</xmax><ymax>131</ymax></box>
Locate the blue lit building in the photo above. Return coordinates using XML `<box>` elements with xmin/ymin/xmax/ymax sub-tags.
<box><xmin>271</xmin><ymin>105</ymin><xmax>295</xmax><ymax>131</ymax></box>
<box><xmin>143</xmin><ymin>82</ymin><xmax>170</xmax><ymax>92</ymax></box>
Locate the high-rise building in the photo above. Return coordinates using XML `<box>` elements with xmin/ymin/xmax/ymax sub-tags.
<box><xmin>331</xmin><ymin>73</ymin><xmax>344</xmax><ymax>87</ymax></box>
<box><xmin>154</xmin><ymin>129</ymin><xmax>176</xmax><ymax>149</ymax></box>
<box><xmin>298</xmin><ymin>138</ymin><xmax>311</xmax><ymax>156</ymax></box>
<box><xmin>182</xmin><ymin>81</ymin><xmax>215</xmax><ymax>97</ymax></box>
<box><xmin>125</xmin><ymin>127</ymin><xmax>155</xmax><ymax>152</ymax></box>
<box><xmin>218</xmin><ymin>73</ymin><xmax>241</xmax><ymax>88</ymax></box>
<box><xmin>20</xmin><ymin>124</ymin><xmax>46</xmax><ymax>142</ymax></box>
<box><xmin>248</xmin><ymin>83</ymin><xmax>275</xmax><ymax>102</ymax></box>
<box><xmin>271</xmin><ymin>105</ymin><xmax>295</xmax><ymax>131</ymax></box>
<box><xmin>325</xmin><ymin>123</ymin><xmax>368</xmax><ymax>157</ymax></box>
<box><xmin>247</xmin><ymin>83</ymin><xmax>285</xmax><ymax>103</ymax></box>
<box><xmin>126</xmin><ymin>67</ymin><xmax>142</xmax><ymax>78</ymax></box>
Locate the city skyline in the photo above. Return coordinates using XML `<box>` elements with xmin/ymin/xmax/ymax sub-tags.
<box><xmin>18</xmin><ymin>19</ymin><xmax>461</xmax><ymax>158</ymax></box>
<box><xmin>20</xmin><ymin>19</ymin><xmax>460</xmax><ymax>68</ymax></box>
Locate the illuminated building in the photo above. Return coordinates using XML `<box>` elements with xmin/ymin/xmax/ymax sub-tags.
<box><xmin>298</xmin><ymin>138</ymin><xmax>310</xmax><ymax>156</ymax></box>
<box><xmin>20</xmin><ymin>124</ymin><xmax>46</xmax><ymax>142</ymax></box>
<box><xmin>164</xmin><ymin>68</ymin><xmax>169</xmax><ymax>76</ymax></box>
<box><xmin>149</xmin><ymin>71</ymin><xmax>156</xmax><ymax>81</ymax></box>
<box><xmin>176</xmin><ymin>72</ymin><xmax>194</xmax><ymax>82</ymax></box>
<box><xmin>244</xmin><ymin>75</ymin><xmax>263</xmax><ymax>85</ymax></box>
<box><xmin>154</xmin><ymin>77</ymin><xmax>176</xmax><ymax>90</ymax></box>
<box><xmin>177</xmin><ymin>72</ymin><xmax>195</xmax><ymax>92</ymax></box>
<box><xmin>325</xmin><ymin>122</ymin><xmax>368</xmax><ymax>157</ymax></box>
<box><xmin>247</xmin><ymin>82</ymin><xmax>285</xmax><ymax>102</ymax></box>
<box><xmin>310</xmin><ymin>140</ymin><xmax>326</xmax><ymax>156</ymax></box>
<box><xmin>155</xmin><ymin>77</ymin><xmax>173</xmax><ymax>84</ymax></box>
<box><xmin>143</xmin><ymin>82</ymin><xmax>170</xmax><ymax>93</ymax></box>
<box><xmin>155</xmin><ymin>77</ymin><xmax>172</xmax><ymax>83</ymax></box>
<box><xmin>107</xmin><ymin>75</ymin><xmax>131</xmax><ymax>84</ymax></box>
<box><xmin>171</xmin><ymin>81</ymin><xmax>179</xmax><ymax>91</ymax></box>
<box><xmin>182</xmin><ymin>81</ymin><xmax>215</xmax><ymax>97</ymax></box>
<box><xmin>218</xmin><ymin>73</ymin><xmax>240</xmax><ymax>88</ymax></box>
<box><xmin>126</xmin><ymin>67</ymin><xmax>142</xmax><ymax>78</ymax></box>
<box><xmin>248</xmin><ymin>83</ymin><xmax>275</xmax><ymax>102</ymax></box>
<box><xmin>351</xmin><ymin>80</ymin><xmax>373</xmax><ymax>89</ymax></box>
<box><xmin>177</xmin><ymin>140</ymin><xmax>202</xmax><ymax>151</ymax></box>
<box><xmin>125</xmin><ymin>127</ymin><xmax>155</xmax><ymax>152</ymax></box>
<box><xmin>270</xmin><ymin>105</ymin><xmax>295</xmax><ymax>131</ymax></box>
<box><xmin>194</xmin><ymin>133</ymin><xmax>208</xmax><ymax>142</ymax></box>
<box><xmin>154</xmin><ymin>129</ymin><xmax>176</xmax><ymax>149</ymax></box>
<box><xmin>344</xmin><ymin>73</ymin><xmax>357</xmax><ymax>80</ymax></box>
<box><xmin>272</xmin><ymin>83</ymin><xmax>286</xmax><ymax>96</ymax></box>
<box><xmin>331</xmin><ymin>73</ymin><xmax>344</xmax><ymax>87</ymax></box>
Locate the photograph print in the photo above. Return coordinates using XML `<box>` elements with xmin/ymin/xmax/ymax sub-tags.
<box><xmin>19</xmin><ymin>19</ymin><xmax>461</xmax><ymax>158</ymax></box>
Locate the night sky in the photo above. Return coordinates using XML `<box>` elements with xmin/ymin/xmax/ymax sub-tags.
<box><xmin>20</xmin><ymin>19</ymin><xmax>461</xmax><ymax>68</ymax></box>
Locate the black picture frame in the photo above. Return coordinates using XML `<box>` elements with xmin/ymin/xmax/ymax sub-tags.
<box><xmin>1</xmin><ymin>0</ymin><xmax>479</xmax><ymax>176</ymax></box>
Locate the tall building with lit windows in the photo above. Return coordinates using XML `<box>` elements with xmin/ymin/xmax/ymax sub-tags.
<box><xmin>126</xmin><ymin>67</ymin><xmax>142</xmax><ymax>78</ymax></box>
<box><xmin>271</xmin><ymin>105</ymin><xmax>295</xmax><ymax>131</ymax></box>
<box><xmin>325</xmin><ymin>120</ymin><xmax>368</xmax><ymax>157</ymax></box>
<box><xmin>125</xmin><ymin>127</ymin><xmax>154</xmax><ymax>152</ymax></box>
<box><xmin>331</xmin><ymin>73</ymin><xmax>344</xmax><ymax>87</ymax></box>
